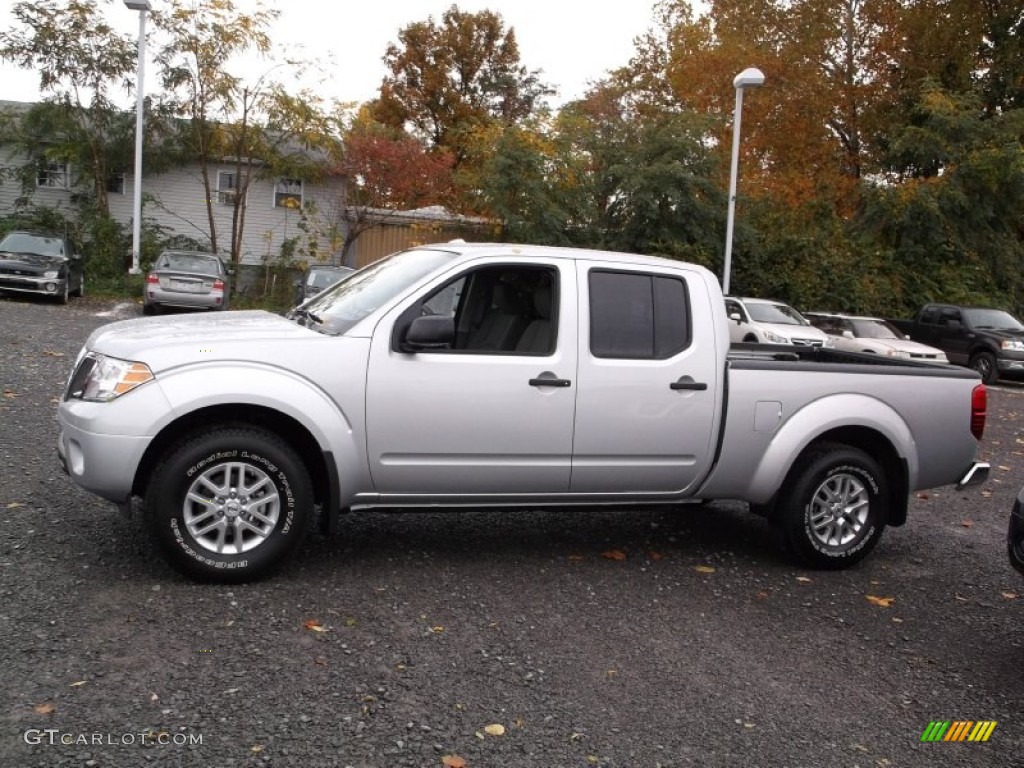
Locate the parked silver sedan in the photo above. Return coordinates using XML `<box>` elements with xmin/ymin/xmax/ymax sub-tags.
<box><xmin>143</xmin><ymin>251</ymin><xmax>231</xmax><ymax>314</ymax></box>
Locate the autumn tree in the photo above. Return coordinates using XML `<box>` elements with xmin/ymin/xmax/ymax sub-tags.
<box><xmin>0</xmin><ymin>0</ymin><xmax>137</xmax><ymax>215</ymax></box>
<box><xmin>332</xmin><ymin>110</ymin><xmax>456</xmax><ymax>265</ymax></box>
<box><xmin>152</xmin><ymin>0</ymin><xmax>277</xmax><ymax>266</ymax></box>
<box><xmin>373</xmin><ymin>4</ymin><xmax>553</xmax><ymax>172</ymax></box>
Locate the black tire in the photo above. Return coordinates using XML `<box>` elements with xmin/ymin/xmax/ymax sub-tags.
<box><xmin>71</xmin><ymin>275</ymin><xmax>84</xmax><ymax>298</ymax></box>
<box><xmin>143</xmin><ymin>302</ymin><xmax>158</xmax><ymax>315</ymax></box>
<box><xmin>969</xmin><ymin>351</ymin><xmax>998</xmax><ymax>385</ymax></box>
<box><xmin>56</xmin><ymin>280</ymin><xmax>69</xmax><ymax>305</ymax></box>
<box><xmin>772</xmin><ymin>443</ymin><xmax>887</xmax><ymax>569</ymax></box>
<box><xmin>145</xmin><ymin>426</ymin><xmax>314</xmax><ymax>582</ymax></box>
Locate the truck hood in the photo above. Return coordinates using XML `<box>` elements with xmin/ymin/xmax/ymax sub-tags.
<box><xmin>874</xmin><ymin>338</ymin><xmax>947</xmax><ymax>357</ymax></box>
<box><xmin>85</xmin><ymin>310</ymin><xmax>318</xmax><ymax>369</ymax></box>
<box><xmin>975</xmin><ymin>327</ymin><xmax>1024</xmax><ymax>341</ymax></box>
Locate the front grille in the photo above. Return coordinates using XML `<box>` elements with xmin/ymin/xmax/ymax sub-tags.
<box><xmin>0</xmin><ymin>267</ymin><xmax>37</xmax><ymax>276</ymax></box>
<box><xmin>791</xmin><ymin>338</ymin><xmax>824</xmax><ymax>347</ymax></box>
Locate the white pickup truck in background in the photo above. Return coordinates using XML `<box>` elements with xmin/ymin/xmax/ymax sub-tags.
<box><xmin>58</xmin><ymin>243</ymin><xmax>989</xmax><ymax>581</ymax></box>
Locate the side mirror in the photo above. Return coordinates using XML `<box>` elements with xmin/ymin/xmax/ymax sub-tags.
<box><xmin>842</xmin><ymin>330</ymin><xmax>854</xmax><ymax>339</ymax></box>
<box><xmin>728</xmin><ymin>311</ymin><xmax>742</xmax><ymax>324</ymax></box>
<box><xmin>403</xmin><ymin>315</ymin><xmax>454</xmax><ymax>351</ymax></box>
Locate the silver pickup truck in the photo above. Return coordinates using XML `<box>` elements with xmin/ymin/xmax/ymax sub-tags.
<box><xmin>58</xmin><ymin>243</ymin><xmax>989</xmax><ymax>581</ymax></box>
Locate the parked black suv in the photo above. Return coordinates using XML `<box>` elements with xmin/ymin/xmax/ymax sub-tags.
<box><xmin>890</xmin><ymin>304</ymin><xmax>1024</xmax><ymax>384</ymax></box>
<box><xmin>0</xmin><ymin>230</ymin><xmax>85</xmax><ymax>304</ymax></box>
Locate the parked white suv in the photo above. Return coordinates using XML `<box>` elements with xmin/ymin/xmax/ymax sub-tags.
<box><xmin>724</xmin><ymin>296</ymin><xmax>831</xmax><ymax>347</ymax></box>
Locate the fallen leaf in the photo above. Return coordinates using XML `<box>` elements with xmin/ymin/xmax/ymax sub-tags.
<box><xmin>474</xmin><ymin>731</ymin><xmax>485</xmax><ymax>740</ymax></box>
<box><xmin>891</xmin><ymin>617</ymin><xmax>903</xmax><ymax>623</ymax></box>
<box><xmin>3</xmin><ymin>388</ymin><xmax>18</xmax><ymax>398</ymax></box>
<box><xmin>429</xmin><ymin>625</ymin><xmax>445</xmax><ymax>634</ymax></box>
<box><xmin>303</xmin><ymin>619</ymin><xmax>327</xmax><ymax>633</ymax></box>
<box><xmin>866</xmin><ymin>595</ymin><xmax>895</xmax><ymax>608</ymax></box>
<box><xmin>568</xmin><ymin>554</ymin><xmax>585</xmax><ymax>562</ymax></box>
<box><xmin>514</xmin><ymin>717</ymin><xmax>526</xmax><ymax>728</ymax></box>
<box><xmin>484</xmin><ymin>723</ymin><xmax>505</xmax><ymax>736</ymax></box>
<box><xmin>6</xmin><ymin>502</ymin><xmax>25</xmax><ymax>509</ymax></box>
<box><xmin>981</xmin><ymin>489</ymin><xmax>993</xmax><ymax>497</ymax></box>
<box><xmin>69</xmin><ymin>680</ymin><xmax>87</xmax><ymax>688</ymax></box>
<box><xmin>755</xmin><ymin>590</ymin><xmax>771</xmax><ymax>600</ymax></box>
<box><xmin>344</xmin><ymin>617</ymin><xmax>358</xmax><ymax>627</ymax></box>
<box><xmin>605</xmin><ymin>669</ymin><xmax>618</xmax><ymax>679</ymax></box>
<box><xmin>648</xmin><ymin>551</ymin><xmax>664</xmax><ymax>561</ymax></box>
<box><xmin>250</xmin><ymin>744</ymin><xmax>264</xmax><ymax>753</ymax></box>
<box><xmin>569</xmin><ymin>732</ymin><xmax>584</xmax><ymax>742</ymax></box>
<box><xmin>998</xmin><ymin>465</ymin><xmax>1012</xmax><ymax>471</ymax></box>
<box><xmin>694</xmin><ymin>565</ymin><xmax>716</xmax><ymax>574</ymax></box>
<box><xmin>42</xmin><ymin>350</ymin><xmax>65</xmax><ymax>357</ymax></box>
<box><xmin>149</xmin><ymin>692</ymin><xmax>159</xmax><ymax>702</ymax></box>
<box><xmin>33</xmin><ymin>702</ymin><xmax>55</xmax><ymax>715</ymax></box>
<box><xmin>961</xmin><ymin>520</ymin><xmax>974</xmax><ymax>528</ymax></box>
<box><xmin>441</xmin><ymin>756</ymin><xmax>467</xmax><ymax>768</ymax></box>
<box><xmin>1001</xmin><ymin>592</ymin><xmax>1018</xmax><ymax>600</ymax></box>
<box><xmin>314</xmin><ymin>656</ymin><xmax>328</xmax><ymax>667</ymax></box>
<box><xmin>796</xmin><ymin>576</ymin><xmax>812</xmax><ymax>583</ymax></box>
<box><xmin>916</xmin><ymin>492</ymin><xmax>929</xmax><ymax>500</ymax></box>
<box><xmin>587</xmin><ymin>757</ymin><xmax>599</xmax><ymax>765</ymax></box>
<box><xmin>601</xmin><ymin>549</ymin><xmax>626</xmax><ymax>561</ymax></box>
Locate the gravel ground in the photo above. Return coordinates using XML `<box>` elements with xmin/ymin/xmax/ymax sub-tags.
<box><xmin>0</xmin><ymin>293</ymin><xmax>1021</xmax><ymax>768</ymax></box>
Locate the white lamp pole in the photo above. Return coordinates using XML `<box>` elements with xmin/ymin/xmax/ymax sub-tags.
<box><xmin>124</xmin><ymin>0</ymin><xmax>153</xmax><ymax>275</ymax></box>
<box><xmin>722</xmin><ymin>66</ymin><xmax>765</xmax><ymax>297</ymax></box>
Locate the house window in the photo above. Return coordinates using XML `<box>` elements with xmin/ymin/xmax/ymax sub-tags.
<box><xmin>274</xmin><ymin>178</ymin><xmax>303</xmax><ymax>209</ymax></box>
<box><xmin>106</xmin><ymin>173</ymin><xmax>125</xmax><ymax>194</ymax></box>
<box><xmin>37</xmin><ymin>161</ymin><xmax>70</xmax><ymax>188</ymax></box>
<box><xmin>217</xmin><ymin>170</ymin><xmax>243</xmax><ymax>205</ymax></box>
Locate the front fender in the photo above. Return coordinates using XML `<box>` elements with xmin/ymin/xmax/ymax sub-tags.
<box><xmin>153</xmin><ymin>361</ymin><xmax>368</xmax><ymax>501</ymax></box>
<box><xmin>744</xmin><ymin>393</ymin><xmax>915</xmax><ymax>504</ymax></box>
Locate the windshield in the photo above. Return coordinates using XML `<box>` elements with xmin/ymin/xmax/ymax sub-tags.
<box><xmin>0</xmin><ymin>232</ymin><xmax>65</xmax><ymax>257</ymax></box>
<box><xmin>159</xmin><ymin>252</ymin><xmax>221</xmax><ymax>273</ymax></box>
<box><xmin>298</xmin><ymin>248</ymin><xmax>457</xmax><ymax>335</ymax></box>
<box><xmin>963</xmin><ymin>308</ymin><xmax>1024</xmax><ymax>331</ymax></box>
<box><xmin>851</xmin><ymin>319</ymin><xmax>903</xmax><ymax>339</ymax></box>
<box><xmin>308</xmin><ymin>268</ymin><xmax>351</xmax><ymax>290</ymax></box>
<box><xmin>746</xmin><ymin>302</ymin><xmax>808</xmax><ymax>326</ymax></box>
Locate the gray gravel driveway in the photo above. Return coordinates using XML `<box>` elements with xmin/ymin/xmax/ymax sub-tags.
<box><xmin>1</xmin><ymin>294</ymin><xmax>1021</xmax><ymax>768</ymax></box>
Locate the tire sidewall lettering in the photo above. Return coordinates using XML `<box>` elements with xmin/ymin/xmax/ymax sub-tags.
<box><xmin>803</xmin><ymin>463</ymin><xmax>880</xmax><ymax>559</ymax></box>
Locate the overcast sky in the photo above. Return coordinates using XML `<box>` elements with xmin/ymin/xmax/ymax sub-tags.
<box><xmin>0</xmin><ymin>0</ymin><xmax>664</xmax><ymax>109</ymax></box>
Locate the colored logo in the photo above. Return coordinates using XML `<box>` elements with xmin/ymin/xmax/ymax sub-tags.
<box><xmin>921</xmin><ymin>721</ymin><xmax>997</xmax><ymax>742</ymax></box>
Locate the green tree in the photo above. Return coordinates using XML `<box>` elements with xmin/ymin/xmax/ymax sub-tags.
<box><xmin>0</xmin><ymin>0</ymin><xmax>137</xmax><ymax>215</ymax></box>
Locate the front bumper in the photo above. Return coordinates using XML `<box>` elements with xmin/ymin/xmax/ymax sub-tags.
<box><xmin>57</xmin><ymin>422</ymin><xmax>150</xmax><ymax>503</ymax></box>
<box><xmin>1009</xmin><ymin>488</ymin><xmax>1024</xmax><ymax>576</ymax></box>
<box><xmin>0</xmin><ymin>274</ymin><xmax>67</xmax><ymax>297</ymax></box>
<box><xmin>146</xmin><ymin>286</ymin><xmax>225</xmax><ymax>310</ymax></box>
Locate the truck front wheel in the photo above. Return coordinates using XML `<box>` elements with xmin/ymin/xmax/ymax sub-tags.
<box><xmin>145</xmin><ymin>426</ymin><xmax>314</xmax><ymax>582</ymax></box>
<box><xmin>773</xmin><ymin>443</ymin><xmax>887</xmax><ymax>569</ymax></box>
<box><xmin>969</xmin><ymin>351</ymin><xmax>998</xmax><ymax>385</ymax></box>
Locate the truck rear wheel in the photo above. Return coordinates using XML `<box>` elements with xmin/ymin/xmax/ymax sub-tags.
<box><xmin>773</xmin><ymin>443</ymin><xmax>887</xmax><ymax>569</ymax></box>
<box><xmin>145</xmin><ymin>426</ymin><xmax>313</xmax><ymax>582</ymax></box>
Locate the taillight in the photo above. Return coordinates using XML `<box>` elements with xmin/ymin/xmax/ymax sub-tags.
<box><xmin>971</xmin><ymin>384</ymin><xmax>986</xmax><ymax>440</ymax></box>
<box><xmin>146</xmin><ymin>273</ymin><xmax>159</xmax><ymax>284</ymax></box>
<box><xmin>212</xmin><ymin>279</ymin><xmax>225</xmax><ymax>291</ymax></box>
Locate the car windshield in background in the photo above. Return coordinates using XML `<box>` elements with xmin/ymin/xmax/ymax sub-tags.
<box><xmin>0</xmin><ymin>233</ymin><xmax>65</xmax><ymax>256</ymax></box>
<box><xmin>299</xmin><ymin>248</ymin><xmax>457</xmax><ymax>335</ymax></box>
<box><xmin>851</xmin><ymin>319</ymin><xmax>903</xmax><ymax>339</ymax></box>
<box><xmin>160</xmin><ymin>254</ymin><xmax>220</xmax><ymax>273</ymax></box>
<box><xmin>747</xmin><ymin>302</ymin><xmax>807</xmax><ymax>325</ymax></box>
<box><xmin>308</xmin><ymin>268</ymin><xmax>349</xmax><ymax>289</ymax></box>
<box><xmin>964</xmin><ymin>308</ymin><xmax>1024</xmax><ymax>331</ymax></box>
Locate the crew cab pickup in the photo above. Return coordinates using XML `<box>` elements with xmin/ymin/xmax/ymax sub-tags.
<box><xmin>890</xmin><ymin>303</ymin><xmax>1024</xmax><ymax>384</ymax></box>
<box><xmin>58</xmin><ymin>243</ymin><xmax>990</xmax><ymax>582</ymax></box>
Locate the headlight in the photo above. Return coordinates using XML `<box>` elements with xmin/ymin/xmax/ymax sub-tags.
<box><xmin>44</xmin><ymin>270</ymin><xmax>60</xmax><ymax>278</ymax></box>
<box><xmin>762</xmin><ymin>330</ymin><xmax>787</xmax><ymax>343</ymax></box>
<box><xmin>66</xmin><ymin>353</ymin><xmax>154</xmax><ymax>402</ymax></box>
<box><xmin>1001</xmin><ymin>340</ymin><xmax>1024</xmax><ymax>351</ymax></box>
<box><xmin>884</xmin><ymin>348</ymin><xmax>911</xmax><ymax>358</ymax></box>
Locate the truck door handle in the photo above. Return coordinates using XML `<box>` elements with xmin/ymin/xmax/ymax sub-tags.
<box><xmin>529</xmin><ymin>373</ymin><xmax>572</xmax><ymax>388</ymax></box>
<box><xmin>670</xmin><ymin>377</ymin><xmax>708</xmax><ymax>391</ymax></box>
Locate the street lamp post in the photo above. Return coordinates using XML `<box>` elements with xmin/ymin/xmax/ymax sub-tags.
<box><xmin>722</xmin><ymin>67</ymin><xmax>765</xmax><ymax>297</ymax></box>
<box><xmin>124</xmin><ymin>0</ymin><xmax>153</xmax><ymax>275</ymax></box>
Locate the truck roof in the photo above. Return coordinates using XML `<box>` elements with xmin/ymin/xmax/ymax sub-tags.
<box><xmin>414</xmin><ymin>241</ymin><xmax>710</xmax><ymax>273</ymax></box>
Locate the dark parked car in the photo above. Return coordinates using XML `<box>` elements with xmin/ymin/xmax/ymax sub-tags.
<box><xmin>0</xmin><ymin>230</ymin><xmax>85</xmax><ymax>304</ymax></box>
<box><xmin>1010</xmin><ymin>488</ymin><xmax>1024</xmax><ymax>577</ymax></box>
<box><xmin>890</xmin><ymin>303</ymin><xmax>1024</xmax><ymax>384</ymax></box>
<box><xmin>294</xmin><ymin>265</ymin><xmax>354</xmax><ymax>305</ymax></box>
<box><xmin>144</xmin><ymin>250</ymin><xmax>231</xmax><ymax>314</ymax></box>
